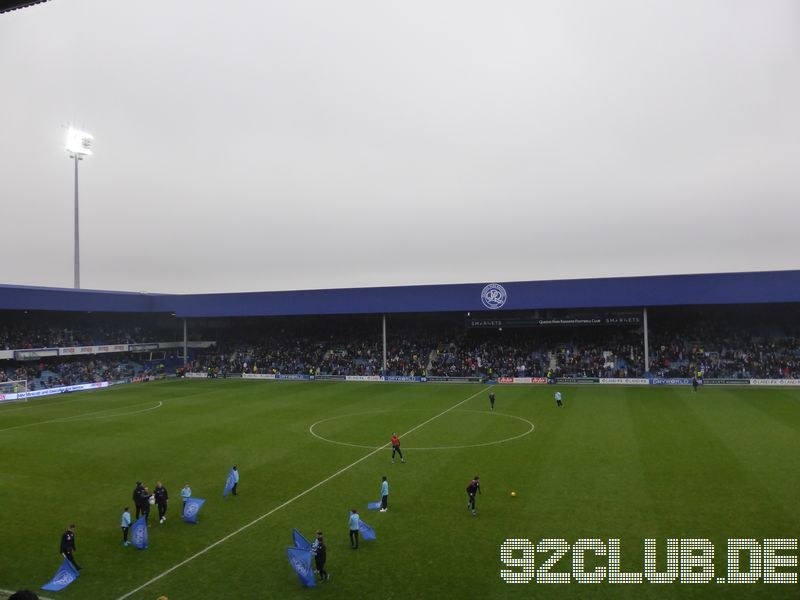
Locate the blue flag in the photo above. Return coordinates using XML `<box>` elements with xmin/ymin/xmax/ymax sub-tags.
<box><xmin>287</xmin><ymin>547</ymin><xmax>316</xmax><ymax>587</ymax></box>
<box><xmin>223</xmin><ymin>468</ymin><xmax>236</xmax><ymax>497</ymax></box>
<box><xmin>367</xmin><ymin>501</ymin><xmax>381</xmax><ymax>510</ymax></box>
<box><xmin>359</xmin><ymin>519</ymin><xmax>376</xmax><ymax>540</ymax></box>
<box><xmin>41</xmin><ymin>557</ymin><xmax>79</xmax><ymax>591</ymax></box>
<box><xmin>293</xmin><ymin>528</ymin><xmax>311</xmax><ymax>550</ymax></box>
<box><xmin>183</xmin><ymin>497</ymin><xmax>206</xmax><ymax>523</ymax></box>
<box><xmin>131</xmin><ymin>516</ymin><xmax>148</xmax><ymax>550</ymax></box>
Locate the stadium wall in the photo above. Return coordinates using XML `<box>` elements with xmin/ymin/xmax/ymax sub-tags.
<box><xmin>2</xmin><ymin>270</ymin><xmax>800</xmax><ymax>317</ymax></box>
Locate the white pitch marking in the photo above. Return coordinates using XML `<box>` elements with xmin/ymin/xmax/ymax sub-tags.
<box><xmin>115</xmin><ymin>386</ymin><xmax>492</xmax><ymax>600</ymax></box>
<box><xmin>308</xmin><ymin>408</ymin><xmax>534</xmax><ymax>450</ymax></box>
<box><xmin>0</xmin><ymin>401</ymin><xmax>163</xmax><ymax>433</ymax></box>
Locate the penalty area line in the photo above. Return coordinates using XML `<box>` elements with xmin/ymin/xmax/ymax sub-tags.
<box><xmin>0</xmin><ymin>401</ymin><xmax>163</xmax><ymax>433</ymax></box>
<box><xmin>115</xmin><ymin>385</ymin><xmax>492</xmax><ymax>600</ymax></box>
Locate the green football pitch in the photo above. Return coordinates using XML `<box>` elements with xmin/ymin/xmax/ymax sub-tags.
<box><xmin>1</xmin><ymin>380</ymin><xmax>799</xmax><ymax>599</ymax></box>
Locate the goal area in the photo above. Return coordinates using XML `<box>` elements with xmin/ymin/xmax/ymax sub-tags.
<box><xmin>0</xmin><ymin>379</ymin><xmax>29</xmax><ymax>402</ymax></box>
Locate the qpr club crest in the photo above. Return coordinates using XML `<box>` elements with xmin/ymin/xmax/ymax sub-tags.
<box><xmin>292</xmin><ymin>557</ymin><xmax>309</xmax><ymax>576</ymax></box>
<box><xmin>480</xmin><ymin>283</ymin><xmax>507</xmax><ymax>310</ymax></box>
<box><xmin>185</xmin><ymin>503</ymin><xmax>198</xmax><ymax>517</ymax></box>
<box><xmin>53</xmin><ymin>569</ymin><xmax>76</xmax><ymax>586</ymax></box>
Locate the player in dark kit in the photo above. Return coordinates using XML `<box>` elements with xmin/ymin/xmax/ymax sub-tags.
<box><xmin>312</xmin><ymin>530</ymin><xmax>329</xmax><ymax>581</ymax></box>
<box><xmin>692</xmin><ymin>376</ymin><xmax>699</xmax><ymax>392</ymax></box>
<box><xmin>139</xmin><ymin>486</ymin><xmax>153</xmax><ymax>525</ymax></box>
<box><xmin>489</xmin><ymin>391</ymin><xmax>495</xmax><ymax>412</ymax></box>
<box><xmin>60</xmin><ymin>524</ymin><xmax>81</xmax><ymax>570</ymax></box>
<box><xmin>466</xmin><ymin>476</ymin><xmax>481</xmax><ymax>516</ymax></box>
<box><xmin>154</xmin><ymin>482</ymin><xmax>169</xmax><ymax>523</ymax></box>
<box><xmin>391</xmin><ymin>432</ymin><xmax>404</xmax><ymax>463</ymax></box>
<box><xmin>132</xmin><ymin>481</ymin><xmax>145</xmax><ymax>519</ymax></box>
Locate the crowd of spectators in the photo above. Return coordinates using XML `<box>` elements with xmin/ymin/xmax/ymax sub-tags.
<box><xmin>0</xmin><ymin>366</ymin><xmax>30</xmax><ymax>384</ymax></box>
<box><xmin>189</xmin><ymin>338</ymin><xmax>385</xmax><ymax>377</ymax></box>
<box><xmin>187</xmin><ymin>307</ymin><xmax>800</xmax><ymax>380</ymax></box>
<box><xmin>0</xmin><ymin>311</ymin><xmax>190</xmax><ymax>351</ymax></box>
<box><xmin>5</xmin><ymin>306</ymin><xmax>800</xmax><ymax>384</ymax></box>
<box><xmin>1</xmin><ymin>358</ymin><xmax>145</xmax><ymax>390</ymax></box>
<box><xmin>0</xmin><ymin>324</ymin><xmax>166</xmax><ymax>350</ymax></box>
<box><xmin>648</xmin><ymin>320</ymin><xmax>800</xmax><ymax>380</ymax></box>
<box><xmin>187</xmin><ymin>328</ymin><xmax>645</xmax><ymax>379</ymax></box>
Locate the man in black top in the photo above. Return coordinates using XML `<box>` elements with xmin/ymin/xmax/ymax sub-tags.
<box><xmin>139</xmin><ymin>486</ymin><xmax>153</xmax><ymax>525</ymax></box>
<box><xmin>313</xmin><ymin>530</ymin><xmax>329</xmax><ymax>581</ymax></box>
<box><xmin>489</xmin><ymin>391</ymin><xmax>495</xmax><ymax>412</ymax></box>
<box><xmin>154</xmin><ymin>482</ymin><xmax>169</xmax><ymax>524</ymax></box>
<box><xmin>133</xmin><ymin>481</ymin><xmax>145</xmax><ymax>519</ymax></box>
<box><xmin>60</xmin><ymin>524</ymin><xmax>81</xmax><ymax>570</ymax></box>
<box><xmin>466</xmin><ymin>476</ymin><xmax>481</xmax><ymax>516</ymax></box>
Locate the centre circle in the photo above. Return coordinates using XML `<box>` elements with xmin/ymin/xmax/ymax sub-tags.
<box><xmin>308</xmin><ymin>409</ymin><xmax>534</xmax><ymax>450</ymax></box>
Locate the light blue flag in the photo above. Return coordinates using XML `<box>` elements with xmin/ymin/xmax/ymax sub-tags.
<box><xmin>183</xmin><ymin>497</ymin><xmax>206</xmax><ymax>523</ymax></box>
<box><xmin>359</xmin><ymin>519</ymin><xmax>376</xmax><ymax>540</ymax></box>
<box><xmin>287</xmin><ymin>547</ymin><xmax>316</xmax><ymax>587</ymax></box>
<box><xmin>223</xmin><ymin>468</ymin><xmax>236</xmax><ymax>497</ymax></box>
<box><xmin>41</xmin><ymin>557</ymin><xmax>79</xmax><ymax>591</ymax></box>
<box><xmin>131</xmin><ymin>516</ymin><xmax>148</xmax><ymax>550</ymax></box>
<box><xmin>367</xmin><ymin>501</ymin><xmax>381</xmax><ymax>510</ymax></box>
<box><xmin>293</xmin><ymin>528</ymin><xmax>311</xmax><ymax>551</ymax></box>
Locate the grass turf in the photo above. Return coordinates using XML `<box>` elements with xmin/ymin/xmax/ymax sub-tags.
<box><xmin>0</xmin><ymin>380</ymin><xmax>798</xmax><ymax>599</ymax></box>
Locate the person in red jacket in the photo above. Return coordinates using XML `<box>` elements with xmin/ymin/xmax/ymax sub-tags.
<box><xmin>391</xmin><ymin>432</ymin><xmax>404</xmax><ymax>464</ymax></box>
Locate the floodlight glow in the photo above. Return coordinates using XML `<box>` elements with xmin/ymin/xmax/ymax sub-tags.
<box><xmin>65</xmin><ymin>127</ymin><xmax>93</xmax><ymax>156</ymax></box>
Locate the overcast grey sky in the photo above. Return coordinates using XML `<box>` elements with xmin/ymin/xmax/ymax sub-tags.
<box><xmin>1</xmin><ymin>0</ymin><xmax>798</xmax><ymax>294</ymax></box>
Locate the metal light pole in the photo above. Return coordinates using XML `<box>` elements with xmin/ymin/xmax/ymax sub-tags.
<box><xmin>65</xmin><ymin>127</ymin><xmax>93</xmax><ymax>289</ymax></box>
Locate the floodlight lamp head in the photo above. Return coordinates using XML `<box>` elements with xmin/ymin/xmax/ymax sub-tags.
<box><xmin>66</xmin><ymin>127</ymin><xmax>94</xmax><ymax>156</ymax></box>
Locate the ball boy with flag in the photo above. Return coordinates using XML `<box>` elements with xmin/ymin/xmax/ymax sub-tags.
<box><xmin>380</xmin><ymin>476</ymin><xmax>389</xmax><ymax>512</ymax></box>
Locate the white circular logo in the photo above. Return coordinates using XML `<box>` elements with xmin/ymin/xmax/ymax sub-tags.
<box><xmin>481</xmin><ymin>283</ymin><xmax>507</xmax><ymax>310</ymax></box>
<box><xmin>53</xmin><ymin>570</ymin><xmax>75</xmax><ymax>585</ymax></box>
<box><xmin>185</xmin><ymin>503</ymin><xmax>198</xmax><ymax>517</ymax></box>
<box><xmin>292</xmin><ymin>557</ymin><xmax>309</xmax><ymax>576</ymax></box>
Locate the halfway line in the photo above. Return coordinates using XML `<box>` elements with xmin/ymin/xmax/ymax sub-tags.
<box><xmin>115</xmin><ymin>385</ymin><xmax>491</xmax><ymax>600</ymax></box>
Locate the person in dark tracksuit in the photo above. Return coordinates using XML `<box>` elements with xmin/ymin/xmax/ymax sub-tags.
<box><xmin>154</xmin><ymin>482</ymin><xmax>169</xmax><ymax>523</ymax></box>
<box><xmin>466</xmin><ymin>476</ymin><xmax>481</xmax><ymax>516</ymax></box>
<box><xmin>133</xmin><ymin>481</ymin><xmax>145</xmax><ymax>519</ymax></box>
<box><xmin>60</xmin><ymin>524</ymin><xmax>81</xmax><ymax>570</ymax></box>
<box><xmin>489</xmin><ymin>391</ymin><xmax>496</xmax><ymax>412</ymax></box>
<box><xmin>140</xmin><ymin>486</ymin><xmax>153</xmax><ymax>525</ymax></box>
<box><xmin>312</xmin><ymin>530</ymin><xmax>329</xmax><ymax>581</ymax></box>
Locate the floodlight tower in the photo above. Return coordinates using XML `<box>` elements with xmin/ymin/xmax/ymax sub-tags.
<box><xmin>65</xmin><ymin>127</ymin><xmax>94</xmax><ymax>289</ymax></box>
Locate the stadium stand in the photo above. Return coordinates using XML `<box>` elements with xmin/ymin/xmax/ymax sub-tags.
<box><xmin>4</xmin><ymin>304</ymin><xmax>800</xmax><ymax>384</ymax></box>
